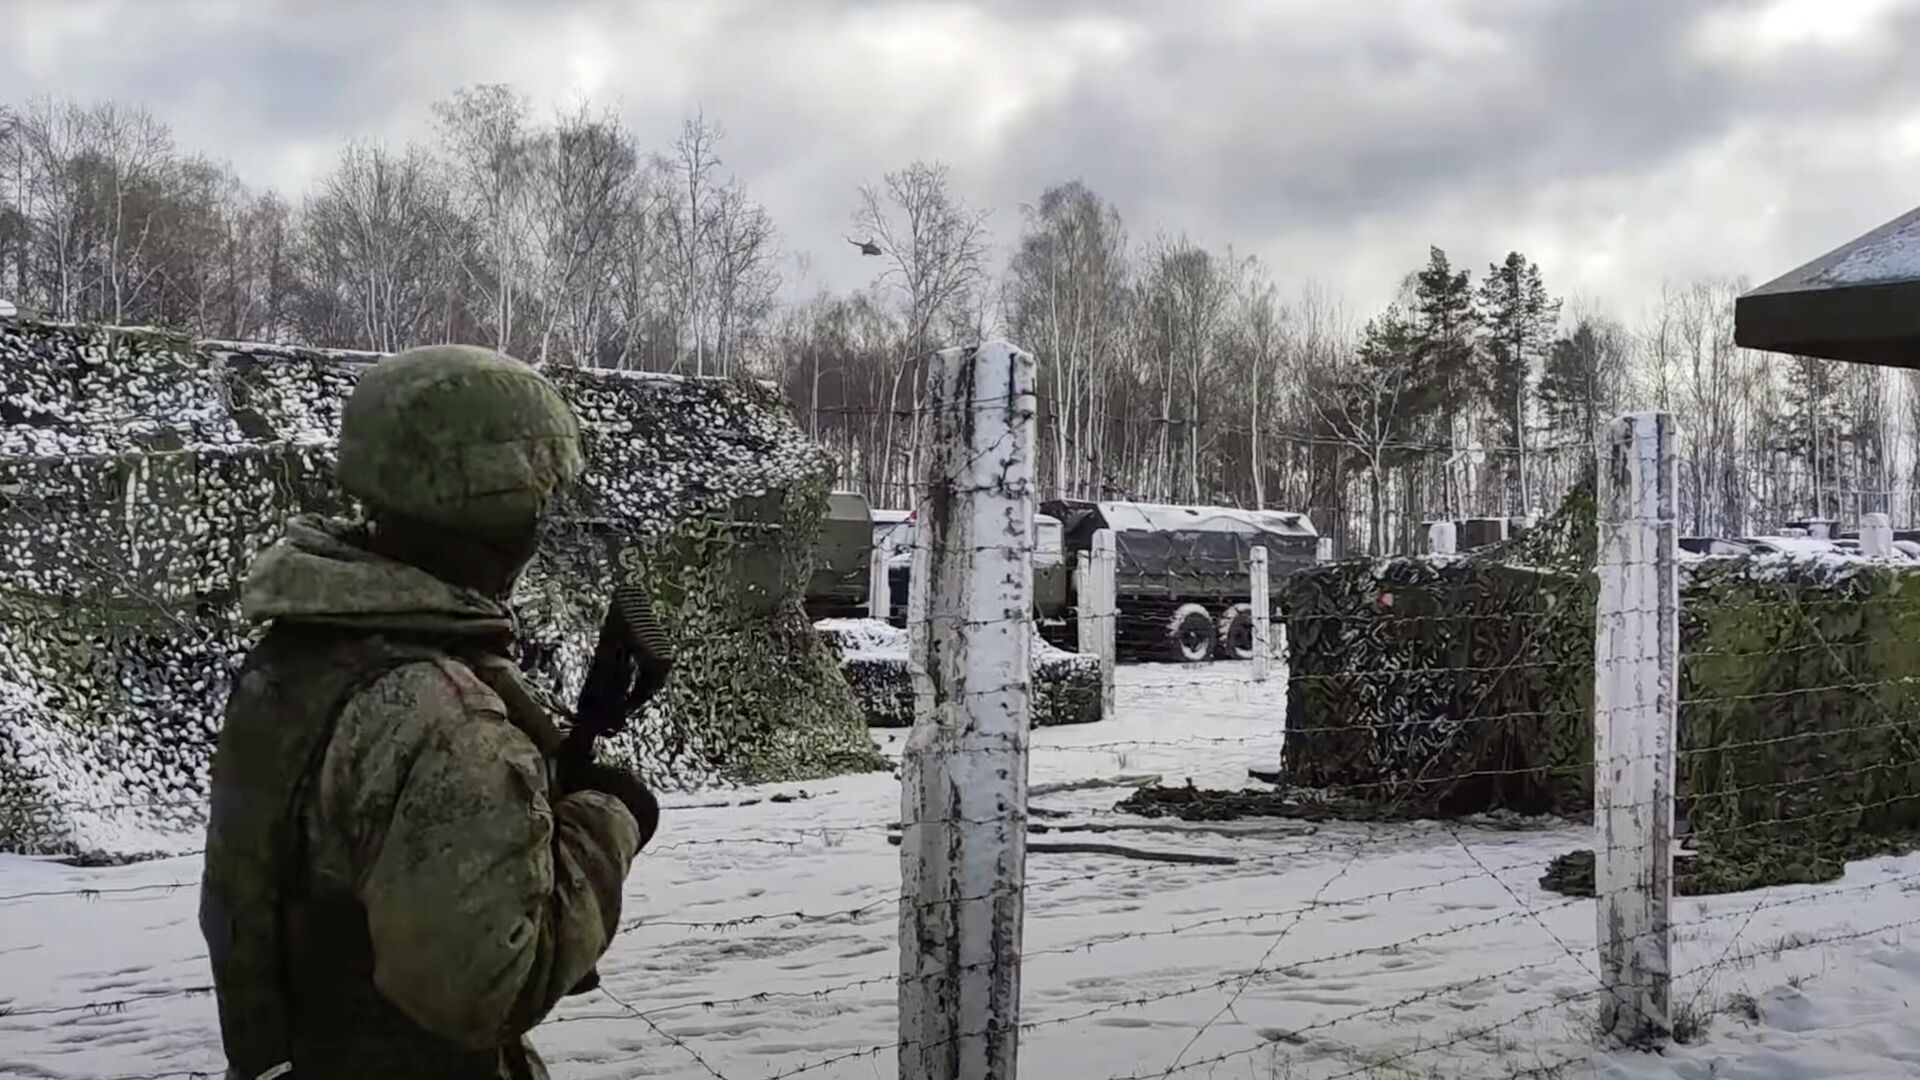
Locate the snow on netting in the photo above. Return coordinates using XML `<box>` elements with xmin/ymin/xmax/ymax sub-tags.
<box><xmin>0</xmin><ymin>316</ymin><xmax>878</xmax><ymax>858</ymax></box>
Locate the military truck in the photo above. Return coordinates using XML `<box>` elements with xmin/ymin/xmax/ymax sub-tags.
<box><xmin>876</xmin><ymin>509</ymin><xmax>1070</xmax><ymax>631</ymax></box>
<box><xmin>1042</xmin><ymin>499</ymin><xmax>1320</xmax><ymax>663</ymax></box>
<box><xmin>803</xmin><ymin>490</ymin><xmax>877</xmax><ymax>619</ymax></box>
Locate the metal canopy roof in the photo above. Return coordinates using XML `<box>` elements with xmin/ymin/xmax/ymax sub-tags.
<box><xmin>1734</xmin><ymin>203</ymin><xmax>1920</xmax><ymax>368</ymax></box>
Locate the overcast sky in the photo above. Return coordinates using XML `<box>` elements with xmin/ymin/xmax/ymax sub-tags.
<box><xmin>5</xmin><ymin>0</ymin><xmax>1918</xmax><ymax>320</ymax></box>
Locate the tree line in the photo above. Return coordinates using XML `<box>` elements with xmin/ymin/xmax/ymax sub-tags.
<box><xmin>1</xmin><ymin>90</ymin><xmax>1908</xmax><ymax>554</ymax></box>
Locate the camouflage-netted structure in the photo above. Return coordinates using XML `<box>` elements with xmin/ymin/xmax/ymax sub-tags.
<box><xmin>1672</xmin><ymin>554</ymin><xmax>1920</xmax><ymax>891</ymax></box>
<box><xmin>1282</xmin><ymin>472</ymin><xmax>1920</xmax><ymax>893</ymax></box>
<box><xmin>0</xmin><ymin>317</ymin><xmax>878</xmax><ymax>858</ymax></box>
<box><xmin>1280</xmin><ymin>478</ymin><xmax>1598</xmax><ymax>817</ymax></box>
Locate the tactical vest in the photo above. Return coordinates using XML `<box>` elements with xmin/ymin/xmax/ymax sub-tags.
<box><xmin>199</xmin><ymin>623</ymin><xmax>542</xmax><ymax>1080</ymax></box>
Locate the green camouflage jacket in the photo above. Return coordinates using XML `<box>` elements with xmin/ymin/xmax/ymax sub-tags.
<box><xmin>200</xmin><ymin>516</ymin><xmax>639</xmax><ymax>1080</ymax></box>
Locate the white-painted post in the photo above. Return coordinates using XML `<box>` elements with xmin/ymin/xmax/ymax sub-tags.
<box><xmin>869</xmin><ymin>541</ymin><xmax>893</xmax><ymax>621</ymax></box>
<box><xmin>1861</xmin><ymin>512</ymin><xmax>1893</xmax><ymax>557</ymax></box>
<box><xmin>908</xmin><ymin>525</ymin><xmax>931</xmax><ymax>662</ymax></box>
<box><xmin>1594</xmin><ymin>412</ymin><xmax>1679</xmax><ymax>1048</ymax></box>
<box><xmin>1089</xmin><ymin>529</ymin><xmax>1117</xmax><ymax>719</ymax></box>
<box><xmin>1249</xmin><ymin>545</ymin><xmax>1272</xmax><ymax>682</ymax></box>
<box><xmin>900</xmin><ymin>342</ymin><xmax>1036</xmax><ymax>1080</ymax></box>
<box><xmin>1428</xmin><ymin>521</ymin><xmax>1457</xmax><ymax>557</ymax></box>
<box><xmin>1075</xmin><ymin>550</ymin><xmax>1093</xmax><ymax>655</ymax></box>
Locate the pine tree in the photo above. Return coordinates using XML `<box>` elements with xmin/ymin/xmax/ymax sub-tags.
<box><xmin>1777</xmin><ymin>354</ymin><xmax>1851</xmax><ymax>520</ymax></box>
<box><xmin>1540</xmin><ymin>317</ymin><xmax>1624</xmax><ymax>444</ymax></box>
<box><xmin>1409</xmin><ymin>247</ymin><xmax>1476</xmax><ymax>516</ymax></box>
<box><xmin>1476</xmin><ymin>252</ymin><xmax>1559</xmax><ymax>515</ymax></box>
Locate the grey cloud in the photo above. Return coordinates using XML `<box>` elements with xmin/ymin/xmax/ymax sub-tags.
<box><xmin>2</xmin><ymin>0</ymin><xmax>1916</xmax><ymax>313</ymax></box>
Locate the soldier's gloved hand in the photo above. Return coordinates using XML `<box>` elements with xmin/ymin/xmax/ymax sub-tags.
<box><xmin>558</xmin><ymin>756</ymin><xmax>659</xmax><ymax>849</ymax></box>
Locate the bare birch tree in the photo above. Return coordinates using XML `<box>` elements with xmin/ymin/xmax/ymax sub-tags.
<box><xmin>1007</xmin><ymin>181</ymin><xmax>1129</xmax><ymax>498</ymax></box>
<box><xmin>523</xmin><ymin>103</ymin><xmax>637</xmax><ymax>364</ymax></box>
<box><xmin>1136</xmin><ymin>236</ymin><xmax>1241</xmax><ymax>501</ymax></box>
<box><xmin>661</xmin><ymin>113</ymin><xmax>723</xmax><ymax>374</ymax></box>
<box><xmin>432</xmin><ymin>84</ymin><xmax>531</xmax><ymax>352</ymax></box>
<box><xmin>705</xmin><ymin>180</ymin><xmax>780</xmax><ymax>376</ymax></box>
<box><xmin>295</xmin><ymin>141</ymin><xmax>456</xmax><ymax>352</ymax></box>
<box><xmin>853</xmin><ymin>160</ymin><xmax>989</xmax><ymax>503</ymax></box>
<box><xmin>1309</xmin><ymin>305</ymin><xmax>1417</xmax><ymax>553</ymax></box>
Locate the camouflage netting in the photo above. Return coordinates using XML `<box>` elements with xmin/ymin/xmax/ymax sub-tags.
<box><xmin>1280</xmin><ymin>471</ymin><xmax>1920</xmax><ymax>894</ymax></box>
<box><xmin>1657</xmin><ymin>554</ymin><xmax>1920</xmax><ymax>893</ymax></box>
<box><xmin>814</xmin><ymin>618</ymin><xmax>1103</xmax><ymax>729</ymax></box>
<box><xmin>0</xmin><ymin>317</ymin><xmax>879</xmax><ymax>859</ymax></box>
<box><xmin>1540</xmin><ymin>555</ymin><xmax>1920</xmax><ymax>896</ymax></box>
<box><xmin>1279</xmin><ymin>477</ymin><xmax>1598</xmax><ymax>818</ymax></box>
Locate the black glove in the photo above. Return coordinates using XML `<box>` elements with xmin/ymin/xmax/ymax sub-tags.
<box><xmin>557</xmin><ymin>755</ymin><xmax>659</xmax><ymax>849</ymax></box>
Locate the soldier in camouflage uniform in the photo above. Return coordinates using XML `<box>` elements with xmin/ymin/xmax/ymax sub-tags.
<box><xmin>199</xmin><ymin>345</ymin><xmax>665</xmax><ymax>1080</ymax></box>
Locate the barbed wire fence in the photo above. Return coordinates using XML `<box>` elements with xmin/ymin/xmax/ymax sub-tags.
<box><xmin>5</xmin><ymin>358</ymin><xmax>1920</xmax><ymax>1080</ymax></box>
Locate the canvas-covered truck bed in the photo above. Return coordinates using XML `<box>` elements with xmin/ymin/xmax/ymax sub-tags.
<box><xmin>1043</xmin><ymin>499</ymin><xmax>1319</xmax><ymax>662</ymax></box>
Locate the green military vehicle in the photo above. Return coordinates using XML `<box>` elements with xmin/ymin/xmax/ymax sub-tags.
<box><xmin>878</xmin><ymin>509</ymin><xmax>1070</xmax><ymax>632</ymax></box>
<box><xmin>806</xmin><ymin>494</ymin><xmax>1313</xmax><ymax>664</ymax></box>
<box><xmin>800</xmin><ymin>498</ymin><xmax>1068</xmax><ymax>630</ymax></box>
<box><xmin>803</xmin><ymin>490</ymin><xmax>878</xmax><ymax>619</ymax></box>
<box><xmin>1043</xmin><ymin>499</ymin><xmax>1320</xmax><ymax>663</ymax></box>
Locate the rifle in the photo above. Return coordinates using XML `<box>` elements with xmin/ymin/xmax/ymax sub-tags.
<box><xmin>561</xmin><ymin>541</ymin><xmax>675</xmax><ymax>768</ymax></box>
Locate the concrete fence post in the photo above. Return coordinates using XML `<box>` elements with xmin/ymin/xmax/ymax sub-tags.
<box><xmin>1088</xmin><ymin>528</ymin><xmax>1117</xmax><ymax>718</ymax></box>
<box><xmin>1249</xmin><ymin>545</ymin><xmax>1272</xmax><ymax>682</ymax></box>
<box><xmin>1594</xmin><ymin>411</ymin><xmax>1679</xmax><ymax>1048</ymax></box>
<box><xmin>1075</xmin><ymin>551</ymin><xmax>1093</xmax><ymax>654</ymax></box>
<box><xmin>869</xmin><ymin>540</ymin><xmax>893</xmax><ymax>621</ymax></box>
<box><xmin>1861</xmin><ymin>512</ymin><xmax>1894</xmax><ymax>557</ymax></box>
<box><xmin>899</xmin><ymin>341</ymin><xmax>1036</xmax><ymax>1080</ymax></box>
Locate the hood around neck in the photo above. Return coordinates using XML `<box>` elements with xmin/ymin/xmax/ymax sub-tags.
<box><xmin>241</xmin><ymin>515</ymin><xmax>514</xmax><ymax>640</ymax></box>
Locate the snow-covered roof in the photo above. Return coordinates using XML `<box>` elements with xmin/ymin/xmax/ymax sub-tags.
<box><xmin>1736</xmin><ymin>203</ymin><xmax>1920</xmax><ymax>367</ymax></box>
<box><xmin>1812</xmin><ymin>213</ymin><xmax>1920</xmax><ymax>287</ymax></box>
<box><xmin>1090</xmin><ymin>500</ymin><xmax>1318</xmax><ymax>537</ymax></box>
<box><xmin>816</xmin><ymin>616</ymin><xmax>1078</xmax><ymax>663</ymax></box>
<box><xmin>869</xmin><ymin>508</ymin><xmax>1060</xmax><ymax>529</ymax></box>
<box><xmin>1741</xmin><ymin>536</ymin><xmax>1842</xmax><ymax>557</ymax></box>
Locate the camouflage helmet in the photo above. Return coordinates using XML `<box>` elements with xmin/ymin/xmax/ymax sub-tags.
<box><xmin>336</xmin><ymin>344</ymin><xmax>585</xmax><ymax>541</ymax></box>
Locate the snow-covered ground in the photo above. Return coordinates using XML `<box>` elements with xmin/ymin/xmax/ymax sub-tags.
<box><xmin>5</xmin><ymin>664</ymin><xmax>1920</xmax><ymax>1079</ymax></box>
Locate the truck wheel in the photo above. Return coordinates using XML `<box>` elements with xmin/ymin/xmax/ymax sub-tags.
<box><xmin>1218</xmin><ymin>604</ymin><xmax>1255</xmax><ymax>660</ymax></box>
<box><xmin>1165</xmin><ymin>603</ymin><xmax>1217</xmax><ymax>663</ymax></box>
